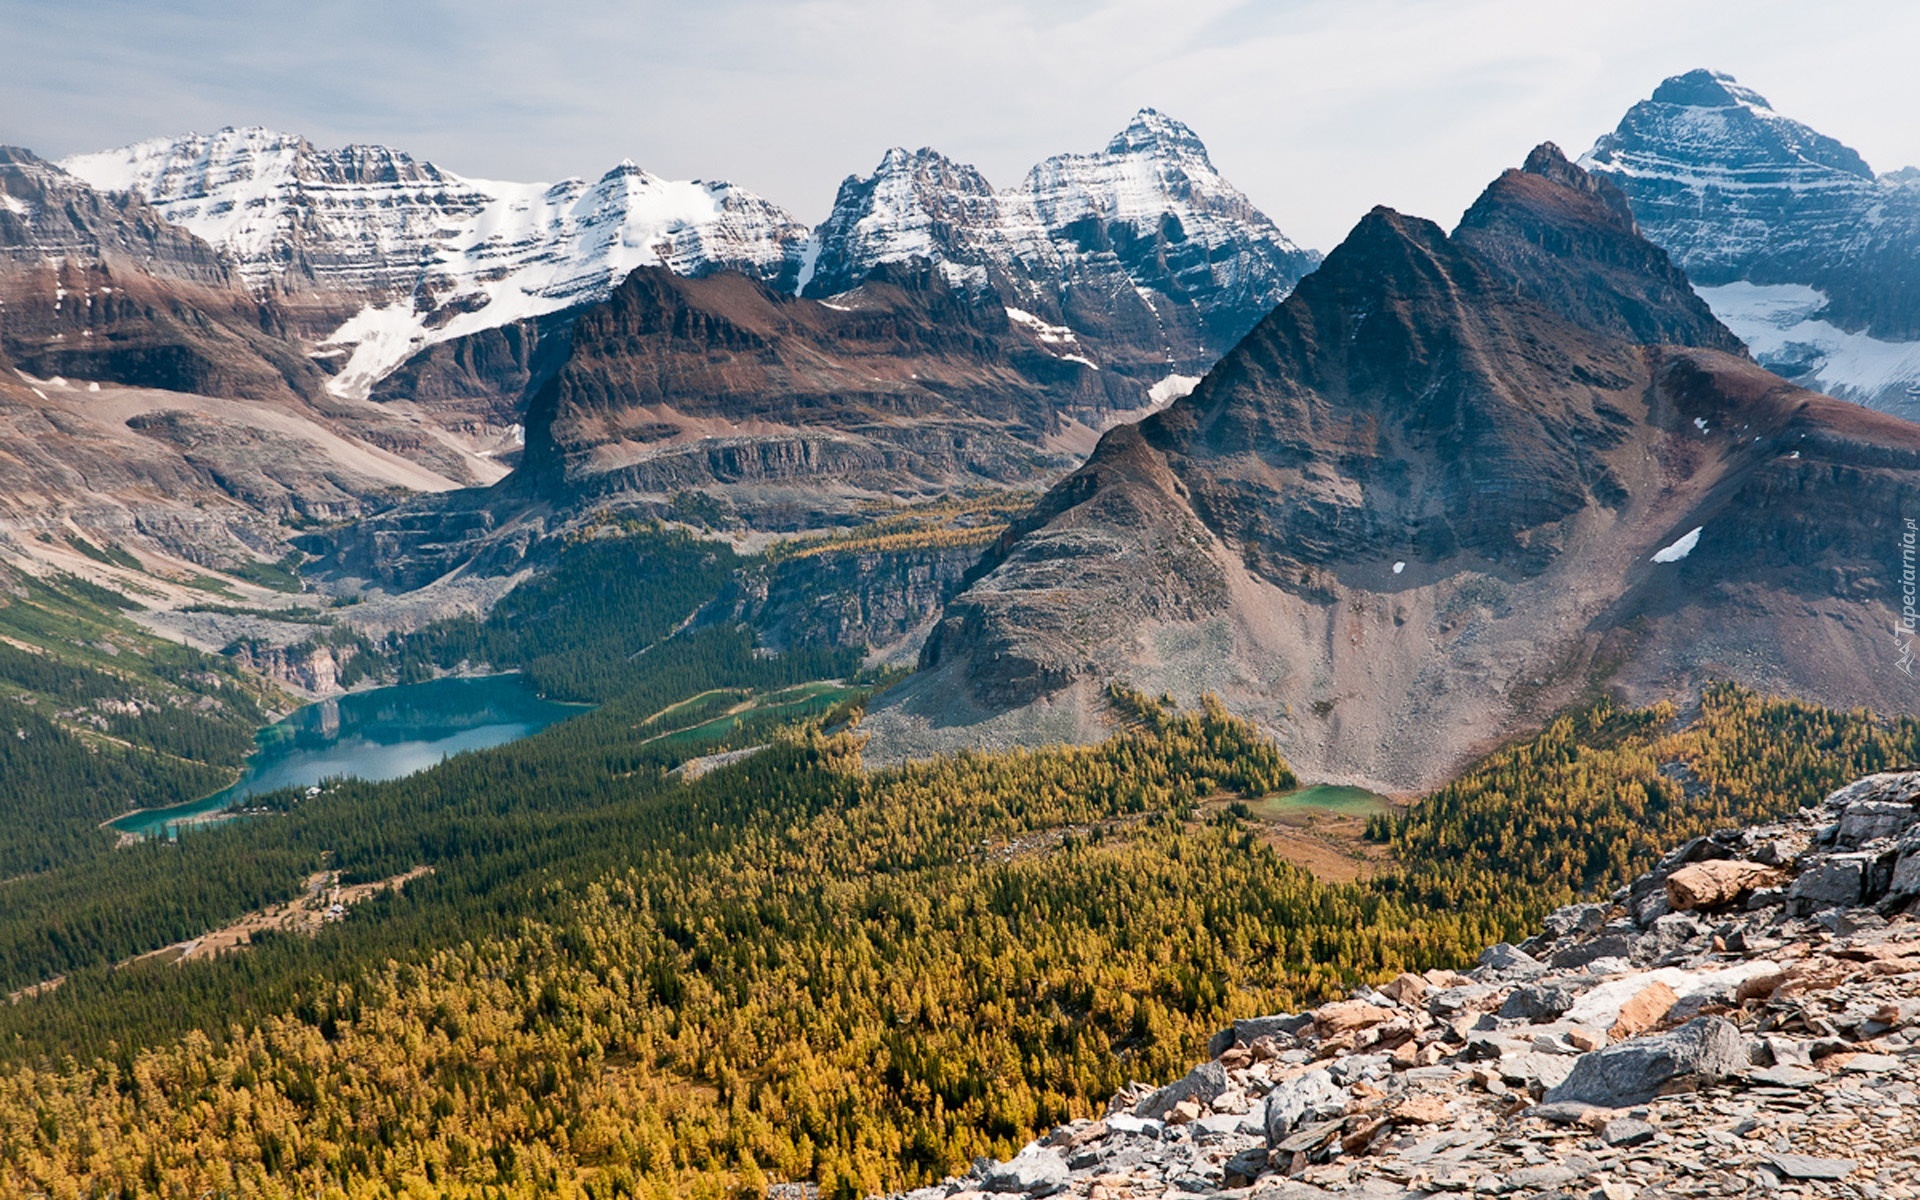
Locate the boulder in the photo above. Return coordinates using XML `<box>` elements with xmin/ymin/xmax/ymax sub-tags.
<box><xmin>1665</xmin><ymin>860</ymin><xmax>1783</xmax><ymax>910</ymax></box>
<box><xmin>1549</xmin><ymin>933</ymin><xmax>1639</xmax><ymax>970</ymax></box>
<box><xmin>1836</xmin><ymin>799</ymin><xmax>1919</xmax><ymax>848</ymax></box>
<box><xmin>1312</xmin><ymin>999</ymin><xmax>1394</xmax><ymax>1036</ymax></box>
<box><xmin>1788</xmin><ymin>853</ymin><xmax>1873</xmax><ymax>914</ymax></box>
<box><xmin>1609</xmin><ymin>980</ymin><xmax>1679</xmax><ymax>1042</ymax></box>
<box><xmin>1544</xmin><ymin>1016</ymin><xmax>1744</xmax><ymax>1107</ymax></box>
<box><xmin>981</xmin><ymin>1145</ymin><xmax>1069</xmax><ymax>1195</ymax></box>
<box><xmin>1206</xmin><ymin>1012</ymin><xmax>1313</xmax><ymax>1058</ymax></box>
<box><xmin>1263</xmin><ymin>1069</ymin><xmax>1346</xmax><ymax>1142</ymax></box>
<box><xmin>1500</xmin><ymin>980</ymin><xmax>1582</xmax><ymax>1023</ymax></box>
<box><xmin>1132</xmin><ymin>1061</ymin><xmax>1228</xmax><ymax>1120</ymax></box>
<box><xmin>1889</xmin><ymin>833</ymin><xmax>1920</xmax><ymax>897</ymax></box>
<box><xmin>1478</xmin><ymin>942</ymin><xmax>1543</xmax><ymax>974</ymax></box>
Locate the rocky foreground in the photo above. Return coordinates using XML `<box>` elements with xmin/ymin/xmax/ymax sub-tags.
<box><xmin>893</xmin><ymin>771</ymin><xmax>1920</xmax><ymax>1200</ymax></box>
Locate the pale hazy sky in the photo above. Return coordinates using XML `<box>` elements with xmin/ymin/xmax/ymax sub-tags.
<box><xmin>3</xmin><ymin>0</ymin><xmax>1916</xmax><ymax>250</ymax></box>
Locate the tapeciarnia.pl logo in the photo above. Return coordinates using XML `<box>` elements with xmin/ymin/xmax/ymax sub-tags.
<box><xmin>1900</xmin><ymin>517</ymin><xmax>1918</xmax><ymax>678</ymax></box>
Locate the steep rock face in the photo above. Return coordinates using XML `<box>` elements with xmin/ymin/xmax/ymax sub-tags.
<box><xmin>801</xmin><ymin>110</ymin><xmax>1318</xmax><ymax>400</ymax></box>
<box><xmin>1583</xmin><ymin>69</ymin><xmax>1920</xmax><ymax>415</ymax></box>
<box><xmin>62</xmin><ymin>129</ymin><xmax>812</xmax><ymax>401</ymax></box>
<box><xmin>873</xmin><ymin>146</ymin><xmax>1920</xmax><ymax>788</ymax></box>
<box><xmin>518</xmin><ymin>261</ymin><xmax>1092</xmax><ymax>513</ymax></box>
<box><xmin>0</xmin><ymin>147</ymin><xmax>325</xmax><ymax>402</ymax></box>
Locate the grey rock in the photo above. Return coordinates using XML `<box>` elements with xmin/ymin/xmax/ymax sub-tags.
<box><xmin>1648</xmin><ymin>913</ymin><xmax>1707</xmax><ymax>960</ymax></box>
<box><xmin>1548</xmin><ymin>933</ymin><xmax>1639</xmax><ymax>970</ymax></box>
<box><xmin>1479</xmin><ymin>942</ymin><xmax>1544</xmax><ymax>973</ymax></box>
<box><xmin>1544</xmin><ymin>1017</ymin><xmax>1745</xmax><ymax>1107</ymax></box>
<box><xmin>1136</xmin><ymin>1062</ymin><xmax>1228</xmax><ymax>1120</ymax></box>
<box><xmin>1222</xmin><ymin>1146</ymin><xmax>1270</xmax><ymax>1187</ymax></box>
<box><xmin>982</xmin><ymin>1145</ymin><xmax>1070</xmax><ymax>1194</ymax></box>
<box><xmin>1507</xmin><ymin>1164</ymin><xmax>1579</xmax><ymax>1190</ymax></box>
<box><xmin>1207</xmin><ymin>1013</ymin><xmax>1312</xmax><ymax>1059</ymax></box>
<box><xmin>1263</xmin><ymin>1071</ymin><xmax>1345</xmax><ymax>1143</ymax></box>
<box><xmin>1836</xmin><ymin>799</ymin><xmax>1919</xmax><ymax>847</ymax></box>
<box><xmin>1272</xmin><ymin>1118</ymin><xmax>1343</xmax><ymax>1156</ymax></box>
<box><xmin>1631</xmin><ymin>889</ymin><xmax>1672</xmax><ymax>929</ymax></box>
<box><xmin>1527</xmin><ymin>1101</ymin><xmax>1615</xmax><ymax>1126</ymax></box>
<box><xmin>1327</xmin><ymin>1053</ymin><xmax>1391</xmax><ymax>1085</ymax></box>
<box><xmin>1600</xmin><ymin>1117</ymin><xmax>1656</xmax><ymax>1147</ymax></box>
<box><xmin>1744</xmin><ymin>887</ymin><xmax>1787</xmax><ymax>911</ymax></box>
<box><xmin>1788</xmin><ymin>852</ymin><xmax>1874</xmax><ymax>913</ymax></box>
<box><xmin>1765</xmin><ymin>1153</ymin><xmax>1855</xmax><ymax>1180</ymax></box>
<box><xmin>1501</xmin><ymin>981</ymin><xmax>1582</xmax><ymax>1023</ymax></box>
<box><xmin>1822</xmin><ymin>771</ymin><xmax>1920</xmax><ymax>815</ymax></box>
<box><xmin>1890</xmin><ymin>847</ymin><xmax>1920</xmax><ymax>897</ymax></box>
<box><xmin>1749</xmin><ymin>1065</ymin><xmax>1824</xmax><ymax>1088</ymax></box>
<box><xmin>1428</xmin><ymin>983</ymin><xmax>1498</xmax><ymax>1015</ymax></box>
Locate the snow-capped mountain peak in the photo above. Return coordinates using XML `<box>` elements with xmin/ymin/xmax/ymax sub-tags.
<box><xmin>1584</xmin><ymin>68</ymin><xmax>1920</xmax><ymax>417</ymax></box>
<box><xmin>61</xmin><ymin>129</ymin><xmax>810</xmax><ymax>398</ymax></box>
<box><xmin>1102</xmin><ymin>106</ymin><xmax>1212</xmax><ymax>162</ymax></box>
<box><xmin>801</xmin><ymin>111</ymin><xmax>1318</xmax><ymax>379</ymax></box>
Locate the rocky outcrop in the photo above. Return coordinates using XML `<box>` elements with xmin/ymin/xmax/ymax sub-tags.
<box><xmin>802</xmin><ymin>110</ymin><xmax>1319</xmax><ymax>402</ymax></box>
<box><xmin>870</xmin><ymin>145</ymin><xmax>1920</xmax><ymax>789</ymax></box>
<box><xmin>1583</xmin><ymin>69</ymin><xmax>1920</xmax><ymax>416</ymax></box>
<box><xmin>894</xmin><ymin>772</ymin><xmax>1920</xmax><ymax>1199</ymax></box>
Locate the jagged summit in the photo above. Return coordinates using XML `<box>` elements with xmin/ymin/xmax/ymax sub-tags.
<box><xmin>1101</xmin><ymin>106</ymin><xmax>1213</xmax><ymax>160</ymax></box>
<box><xmin>60</xmin><ymin>129</ymin><xmax>813</xmax><ymax>399</ymax></box>
<box><xmin>801</xmin><ymin>110</ymin><xmax>1318</xmax><ymax>399</ymax></box>
<box><xmin>1647</xmin><ymin>66</ymin><xmax>1781</xmax><ymax>114</ymax></box>
<box><xmin>1583</xmin><ymin>69</ymin><xmax>1920</xmax><ymax>414</ymax></box>
<box><xmin>872</xmin><ymin>145</ymin><xmax>1920</xmax><ymax>788</ymax></box>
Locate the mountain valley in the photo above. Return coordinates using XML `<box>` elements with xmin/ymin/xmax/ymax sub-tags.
<box><xmin>2</xmin><ymin>61</ymin><xmax>1920</xmax><ymax>1200</ymax></box>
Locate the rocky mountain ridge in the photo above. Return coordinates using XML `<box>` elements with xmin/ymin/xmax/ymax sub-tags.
<box><xmin>802</xmin><ymin>109</ymin><xmax>1320</xmax><ymax>394</ymax></box>
<box><xmin>1583</xmin><ymin>69</ymin><xmax>1920</xmax><ymax>418</ymax></box>
<box><xmin>56</xmin><ymin>112</ymin><xmax>1313</xmax><ymax>419</ymax></box>
<box><xmin>60</xmin><ymin>128</ymin><xmax>813</xmax><ymax>402</ymax></box>
<box><xmin>893</xmin><ymin>770</ymin><xmax>1920</xmax><ymax>1200</ymax></box>
<box><xmin>866</xmin><ymin>144</ymin><xmax>1920</xmax><ymax>787</ymax></box>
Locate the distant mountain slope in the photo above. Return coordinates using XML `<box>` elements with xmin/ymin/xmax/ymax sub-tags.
<box><xmin>1583</xmin><ymin>69</ymin><xmax>1920</xmax><ymax>418</ymax></box>
<box><xmin>0</xmin><ymin>146</ymin><xmax>326</xmax><ymax>404</ymax></box>
<box><xmin>868</xmin><ymin>145</ymin><xmax>1920</xmax><ymax>788</ymax></box>
<box><xmin>61</xmin><ymin>128</ymin><xmax>813</xmax><ymax>400</ymax></box>
<box><xmin>802</xmin><ymin>109</ymin><xmax>1319</xmax><ymax>397</ymax></box>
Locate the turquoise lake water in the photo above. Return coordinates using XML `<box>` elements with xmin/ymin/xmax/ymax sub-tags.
<box><xmin>109</xmin><ymin>674</ymin><xmax>582</xmax><ymax>839</ymax></box>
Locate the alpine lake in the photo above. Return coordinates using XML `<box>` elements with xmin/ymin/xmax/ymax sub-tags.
<box><xmin>109</xmin><ymin>674</ymin><xmax>584</xmax><ymax>840</ymax></box>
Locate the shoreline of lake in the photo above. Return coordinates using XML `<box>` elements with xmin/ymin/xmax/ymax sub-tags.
<box><xmin>108</xmin><ymin>674</ymin><xmax>586</xmax><ymax>839</ymax></box>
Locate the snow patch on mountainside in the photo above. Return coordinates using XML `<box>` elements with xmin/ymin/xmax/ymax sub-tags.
<box><xmin>803</xmin><ymin>110</ymin><xmax>1318</xmax><ymax>368</ymax></box>
<box><xmin>1148</xmin><ymin>373</ymin><xmax>1201</xmax><ymax>404</ymax></box>
<box><xmin>1698</xmin><ymin>282</ymin><xmax>1920</xmax><ymax>405</ymax></box>
<box><xmin>61</xmin><ymin>129</ymin><xmax>810</xmax><ymax>399</ymax></box>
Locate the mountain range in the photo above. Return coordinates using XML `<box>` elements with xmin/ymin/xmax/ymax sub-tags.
<box><xmin>54</xmin><ymin>111</ymin><xmax>1314</xmax><ymax>425</ymax></box>
<box><xmin>1583</xmin><ymin>69</ymin><xmax>1920</xmax><ymax>419</ymax></box>
<box><xmin>3</xmin><ymin>72</ymin><xmax>1919</xmax><ymax>752</ymax></box>
<box><xmin>869</xmin><ymin>143</ymin><xmax>1920</xmax><ymax>787</ymax></box>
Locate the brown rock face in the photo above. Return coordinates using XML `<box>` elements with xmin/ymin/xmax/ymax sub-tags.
<box><xmin>1666</xmin><ymin>860</ymin><xmax>1786</xmax><ymax>911</ymax></box>
<box><xmin>872</xmin><ymin>144</ymin><xmax>1920</xmax><ymax>787</ymax></box>
<box><xmin>1609</xmin><ymin>981</ymin><xmax>1680</xmax><ymax>1042</ymax></box>
<box><xmin>516</xmin><ymin>261</ymin><xmax>1117</xmax><ymax>518</ymax></box>
<box><xmin>0</xmin><ymin>147</ymin><xmax>327</xmax><ymax>403</ymax></box>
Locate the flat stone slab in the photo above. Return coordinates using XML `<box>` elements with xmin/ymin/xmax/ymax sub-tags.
<box><xmin>1767</xmin><ymin>1154</ymin><xmax>1856</xmax><ymax>1180</ymax></box>
<box><xmin>1841</xmin><ymin>1053</ymin><xmax>1900</xmax><ymax>1073</ymax></box>
<box><xmin>1748</xmin><ymin>1065</ymin><xmax>1825</xmax><ymax>1088</ymax></box>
